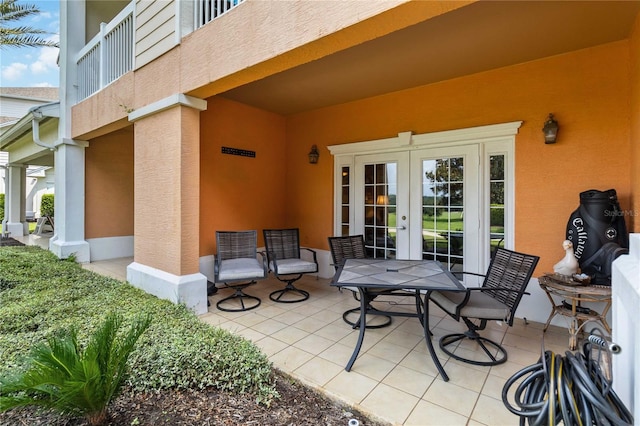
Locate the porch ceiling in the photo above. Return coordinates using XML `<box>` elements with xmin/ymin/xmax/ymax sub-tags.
<box><xmin>221</xmin><ymin>1</ymin><xmax>640</xmax><ymax>115</ymax></box>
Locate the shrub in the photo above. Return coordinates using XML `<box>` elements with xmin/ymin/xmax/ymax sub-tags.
<box><xmin>0</xmin><ymin>193</ymin><xmax>4</xmax><ymax>222</ymax></box>
<box><xmin>40</xmin><ymin>194</ymin><xmax>54</xmax><ymax>217</ymax></box>
<box><xmin>490</xmin><ymin>205</ymin><xmax>504</xmax><ymax>227</ymax></box>
<box><xmin>0</xmin><ymin>246</ymin><xmax>278</xmax><ymax>412</ymax></box>
<box><xmin>0</xmin><ymin>313</ymin><xmax>152</xmax><ymax>425</ymax></box>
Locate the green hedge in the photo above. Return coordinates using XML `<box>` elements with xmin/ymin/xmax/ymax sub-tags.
<box><xmin>0</xmin><ymin>193</ymin><xmax>4</xmax><ymax>222</ymax></box>
<box><xmin>490</xmin><ymin>205</ymin><xmax>504</xmax><ymax>227</ymax></box>
<box><xmin>0</xmin><ymin>247</ymin><xmax>278</xmax><ymax>405</ymax></box>
<box><xmin>40</xmin><ymin>193</ymin><xmax>54</xmax><ymax>217</ymax></box>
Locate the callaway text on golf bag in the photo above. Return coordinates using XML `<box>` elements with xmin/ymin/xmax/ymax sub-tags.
<box><xmin>566</xmin><ymin>189</ymin><xmax>629</xmax><ymax>285</ymax></box>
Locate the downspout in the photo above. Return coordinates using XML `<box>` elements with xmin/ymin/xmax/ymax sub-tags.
<box><xmin>31</xmin><ymin>109</ymin><xmax>56</xmax><ymax>151</ymax></box>
<box><xmin>0</xmin><ymin>164</ymin><xmax>8</xmax><ymax>234</ymax></box>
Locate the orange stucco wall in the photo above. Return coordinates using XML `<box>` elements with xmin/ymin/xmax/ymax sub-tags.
<box><xmin>134</xmin><ymin>106</ymin><xmax>201</xmax><ymax>275</ymax></box>
<box><xmin>284</xmin><ymin>41</ymin><xmax>631</xmax><ymax>274</ymax></box>
<box><xmin>85</xmin><ymin>127</ymin><xmax>134</xmax><ymax>239</ymax></box>
<box><xmin>199</xmin><ymin>97</ymin><xmax>288</xmax><ymax>255</ymax></box>
<box><xmin>85</xmin><ymin>40</ymin><xmax>633</xmax><ymax>277</ymax></box>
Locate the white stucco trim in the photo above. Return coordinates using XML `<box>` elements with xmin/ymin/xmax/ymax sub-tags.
<box><xmin>50</xmin><ymin>239</ymin><xmax>91</xmax><ymax>263</ymax></box>
<box><xmin>127</xmin><ymin>262</ymin><xmax>208</xmax><ymax>314</ymax></box>
<box><xmin>128</xmin><ymin>94</ymin><xmax>207</xmax><ymax>122</ymax></box>
<box><xmin>199</xmin><ymin>255</ymin><xmax>215</xmax><ymax>283</ymax></box>
<box><xmin>87</xmin><ymin>236</ymin><xmax>134</xmax><ymax>261</ymax></box>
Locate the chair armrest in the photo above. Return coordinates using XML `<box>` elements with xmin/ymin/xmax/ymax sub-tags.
<box><xmin>263</xmin><ymin>249</ymin><xmax>279</xmax><ymax>265</ymax></box>
<box><xmin>453</xmin><ymin>271</ymin><xmax>486</xmax><ymax>278</ymax></box>
<box><xmin>214</xmin><ymin>254</ymin><xmax>221</xmax><ymax>280</ymax></box>
<box><xmin>257</xmin><ymin>250</ymin><xmax>268</xmax><ymax>271</ymax></box>
<box><xmin>301</xmin><ymin>247</ymin><xmax>318</xmax><ymax>264</ymax></box>
<box><xmin>466</xmin><ymin>287</ymin><xmax>531</xmax><ymax>296</ymax></box>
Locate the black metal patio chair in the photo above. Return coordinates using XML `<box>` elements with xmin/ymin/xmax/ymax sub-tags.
<box><xmin>263</xmin><ymin>228</ymin><xmax>318</xmax><ymax>303</ymax></box>
<box><xmin>213</xmin><ymin>230</ymin><xmax>267</xmax><ymax>312</ymax></box>
<box><xmin>428</xmin><ymin>247</ymin><xmax>539</xmax><ymax>366</ymax></box>
<box><xmin>328</xmin><ymin>235</ymin><xmax>395</xmax><ymax>329</ymax></box>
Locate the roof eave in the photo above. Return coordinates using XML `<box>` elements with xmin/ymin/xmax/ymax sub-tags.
<box><xmin>0</xmin><ymin>102</ymin><xmax>60</xmax><ymax>150</ymax></box>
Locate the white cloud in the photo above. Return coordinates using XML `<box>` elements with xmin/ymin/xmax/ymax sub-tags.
<box><xmin>32</xmin><ymin>82</ymin><xmax>54</xmax><ymax>87</ymax></box>
<box><xmin>30</xmin><ymin>10</ymin><xmax>52</xmax><ymax>22</ymax></box>
<box><xmin>1</xmin><ymin>62</ymin><xmax>28</xmax><ymax>81</ymax></box>
<box><xmin>30</xmin><ymin>40</ymin><xmax>59</xmax><ymax>75</ymax></box>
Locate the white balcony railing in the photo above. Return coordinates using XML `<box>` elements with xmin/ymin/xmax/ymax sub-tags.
<box><xmin>195</xmin><ymin>0</ymin><xmax>244</xmax><ymax>29</ymax></box>
<box><xmin>76</xmin><ymin>2</ymin><xmax>134</xmax><ymax>101</ymax></box>
<box><xmin>75</xmin><ymin>1</ymin><xmax>244</xmax><ymax>101</ymax></box>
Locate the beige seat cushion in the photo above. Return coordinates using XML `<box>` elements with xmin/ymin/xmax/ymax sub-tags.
<box><xmin>218</xmin><ymin>258</ymin><xmax>264</xmax><ymax>281</ymax></box>
<box><xmin>430</xmin><ymin>290</ymin><xmax>509</xmax><ymax>321</ymax></box>
<box><xmin>270</xmin><ymin>258</ymin><xmax>317</xmax><ymax>274</ymax></box>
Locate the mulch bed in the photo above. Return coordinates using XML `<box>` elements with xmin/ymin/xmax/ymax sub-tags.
<box><xmin>0</xmin><ymin>370</ymin><xmax>389</xmax><ymax>426</ymax></box>
<box><xmin>0</xmin><ymin>237</ymin><xmax>25</xmax><ymax>247</ymax></box>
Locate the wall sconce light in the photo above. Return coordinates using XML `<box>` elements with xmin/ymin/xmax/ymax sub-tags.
<box><xmin>542</xmin><ymin>113</ymin><xmax>559</xmax><ymax>144</ymax></box>
<box><xmin>308</xmin><ymin>145</ymin><xmax>319</xmax><ymax>164</ymax></box>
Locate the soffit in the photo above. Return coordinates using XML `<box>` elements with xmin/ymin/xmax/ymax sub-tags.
<box><xmin>221</xmin><ymin>1</ymin><xmax>640</xmax><ymax>115</ymax></box>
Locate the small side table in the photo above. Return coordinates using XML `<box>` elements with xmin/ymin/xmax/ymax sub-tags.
<box><xmin>539</xmin><ymin>274</ymin><xmax>612</xmax><ymax>350</ymax></box>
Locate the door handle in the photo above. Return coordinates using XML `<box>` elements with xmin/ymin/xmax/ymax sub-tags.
<box><xmin>397</xmin><ymin>225</ymin><xmax>407</xmax><ymax>230</ymax></box>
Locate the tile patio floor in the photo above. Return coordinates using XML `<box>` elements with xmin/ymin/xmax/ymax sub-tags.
<box><xmin>81</xmin><ymin>256</ymin><xmax>574</xmax><ymax>426</ymax></box>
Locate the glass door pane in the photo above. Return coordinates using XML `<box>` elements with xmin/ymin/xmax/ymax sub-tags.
<box><xmin>489</xmin><ymin>155</ymin><xmax>506</xmax><ymax>253</ymax></box>
<box><xmin>421</xmin><ymin>157</ymin><xmax>465</xmax><ymax>271</ymax></box>
<box><xmin>355</xmin><ymin>152</ymin><xmax>410</xmax><ymax>259</ymax></box>
<box><xmin>410</xmin><ymin>145</ymin><xmax>479</xmax><ymax>276</ymax></box>
<box><xmin>364</xmin><ymin>163</ymin><xmax>397</xmax><ymax>258</ymax></box>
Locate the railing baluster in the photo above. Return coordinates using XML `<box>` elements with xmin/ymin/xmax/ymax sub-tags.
<box><xmin>76</xmin><ymin>3</ymin><xmax>134</xmax><ymax>101</ymax></box>
<box><xmin>77</xmin><ymin>0</ymin><xmax>243</xmax><ymax>100</ymax></box>
<box><xmin>196</xmin><ymin>0</ymin><xmax>244</xmax><ymax>29</ymax></box>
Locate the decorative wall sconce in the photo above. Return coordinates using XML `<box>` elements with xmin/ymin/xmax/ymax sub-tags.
<box><xmin>542</xmin><ymin>113</ymin><xmax>559</xmax><ymax>144</ymax></box>
<box><xmin>308</xmin><ymin>145</ymin><xmax>319</xmax><ymax>164</ymax></box>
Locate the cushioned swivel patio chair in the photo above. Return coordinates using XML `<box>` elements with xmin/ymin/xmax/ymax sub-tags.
<box><xmin>263</xmin><ymin>228</ymin><xmax>318</xmax><ymax>303</ymax></box>
<box><xmin>213</xmin><ymin>230</ymin><xmax>267</xmax><ymax>312</ymax></box>
<box><xmin>428</xmin><ymin>247</ymin><xmax>539</xmax><ymax>366</ymax></box>
<box><xmin>328</xmin><ymin>235</ymin><xmax>394</xmax><ymax>329</ymax></box>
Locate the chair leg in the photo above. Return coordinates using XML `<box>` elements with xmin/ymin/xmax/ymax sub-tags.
<box><xmin>215</xmin><ymin>283</ymin><xmax>261</xmax><ymax>312</ymax></box>
<box><xmin>269</xmin><ymin>275</ymin><xmax>310</xmax><ymax>303</ymax></box>
<box><xmin>269</xmin><ymin>282</ymin><xmax>310</xmax><ymax>303</ymax></box>
<box><xmin>439</xmin><ymin>329</ymin><xmax>508</xmax><ymax>366</ymax></box>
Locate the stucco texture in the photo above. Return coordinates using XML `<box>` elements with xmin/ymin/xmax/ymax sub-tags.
<box><xmin>284</xmin><ymin>41</ymin><xmax>632</xmax><ymax>274</ymax></box>
<box><xmin>133</xmin><ymin>106</ymin><xmax>201</xmax><ymax>275</ymax></box>
<box><xmin>85</xmin><ymin>127</ymin><xmax>134</xmax><ymax>239</ymax></box>
<box><xmin>199</xmin><ymin>97</ymin><xmax>287</xmax><ymax>255</ymax></box>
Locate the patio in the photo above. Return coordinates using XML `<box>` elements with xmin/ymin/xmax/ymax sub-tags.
<box><xmin>84</xmin><ymin>257</ymin><xmax>571</xmax><ymax>426</ymax></box>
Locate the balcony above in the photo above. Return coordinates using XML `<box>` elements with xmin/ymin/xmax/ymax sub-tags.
<box><xmin>75</xmin><ymin>0</ymin><xmax>244</xmax><ymax>102</ymax></box>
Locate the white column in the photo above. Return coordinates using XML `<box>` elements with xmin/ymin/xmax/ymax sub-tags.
<box><xmin>49</xmin><ymin>139</ymin><xmax>90</xmax><ymax>262</ymax></box>
<box><xmin>4</xmin><ymin>163</ymin><xmax>28</xmax><ymax>237</ymax></box>
<box><xmin>49</xmin><ymin>1</ymin><xmax>90</xmax><ymax>262</ymax></box>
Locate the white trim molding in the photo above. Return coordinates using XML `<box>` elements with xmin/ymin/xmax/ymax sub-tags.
<box><xmin>128</xmin><ymin>94</ymin><xmax>207</xmax><ymax>122</ymax></box>
<box><xmin>127</xmin><ymin>262</ymin><xmax>208</xmax><ymax>314</ymax></box>
<box><xmin>328</xmin><ymin>121</ymin><xmax>523</xmax><ymax>155</ymax></box>
<box><xmin>87</xmin><ymin>236</ymin><xmax>134</xmax><ymax>261</ymax></box>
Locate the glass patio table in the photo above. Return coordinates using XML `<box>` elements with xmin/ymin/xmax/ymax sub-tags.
<box><xmin>331</xmin><ymin>258</ymin><xmax>465</xmax><ymax>382</ymax></box>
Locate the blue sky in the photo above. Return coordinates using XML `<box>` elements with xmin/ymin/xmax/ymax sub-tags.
<box><xmin>1</xmin><ymin>0</ymin><xmax>60</xmax><ymax>88</ymax></box>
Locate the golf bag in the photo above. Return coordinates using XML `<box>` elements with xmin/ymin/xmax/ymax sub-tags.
<box><xmin>566</xmin><ymin>189</ymin><xmax>629</xmax><ymax>285</ymax></box>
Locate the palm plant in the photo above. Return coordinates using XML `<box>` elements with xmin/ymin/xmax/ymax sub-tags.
<box><xmin>0</xmin><ymin>313</ymin><xmax>152</xmax><ymax>425</ymax></box>
<box><xmin>0</xmin><ymin>0</ymin><xmax>59</xmax><ymax>49</ymax></box>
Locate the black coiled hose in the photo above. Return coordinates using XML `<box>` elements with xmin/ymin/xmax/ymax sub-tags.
<box><xmin>501</xmin><ymin>341</ymin><xmax>633</xmax><ymax>425</ymax></box>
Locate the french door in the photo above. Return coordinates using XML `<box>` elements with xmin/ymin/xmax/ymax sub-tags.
<box><xmin>330</xmin><ymin>122</ymin><xmax>520</xmax><ymax>277</ymax></box>
<box><xmin>354</xmin><ymin>146</ymin><xmax>479</xmax><ymax>274</ymax></box>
